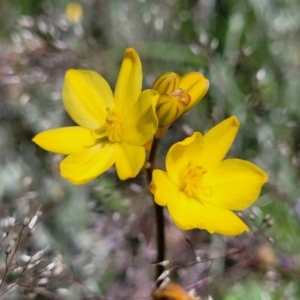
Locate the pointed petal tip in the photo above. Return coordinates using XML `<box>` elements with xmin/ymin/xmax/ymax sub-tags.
<box><xmin>125</xmin><ymin>47</ymin><xmax>136</xmax><ymax>52</ymax></box>
<box><xmin>32</xmin><ymin>133</ymin><xmax>44</xmax><ymax>147</ymax></box>
<box><xmin>205</xmin><ymin>77</ymin><xmax>210</xmax><ymax>88</ymax></box>
<box><xmin>32</xmin><ymin>134</ymin><xmax>44</xmax><ymax>147</ymax></box>
<box><xmin>237</xmin><ymin>222</ymin><xmax>250</xmax><ymax>235</ymax></box>
<box><xmin>229</xmin><ymin>115</ymin><xmax>240</xmax><ymax>127</ymax></box>
<box><xmin>32</xmin><ymin>135</ymin><xmax>38</xmax><ymax>143</ymax></box>
<box><xmin>214</xmin><ymin>220</ymin><xmax>249</xmax><ymax>236</ymax></box>
<box><xmin>149</xmin><ymin>182</ymin><xmax>156</xmax><ymax>195</ymax></box>
<box><xmin>260</xmin><ymin>169</ymin><xmax>269</xmax><ymax>185</ymax></box>
<box><xmin>124</xmin><ymin>47</ymin><xmax>138</xmax><ymax>59</ymax></box>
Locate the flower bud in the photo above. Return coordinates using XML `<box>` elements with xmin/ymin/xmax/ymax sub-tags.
<box><xmin>152</xmin><ymin>71</ymin><xmax>209</xmax><ymax>129</ymax></box>
<box><xmin>5</xmin><ymin>244</ymin><xmax>11</xmax><ymax>255</ymax></box>
<box><xmin>152</xmin><ymin>72</ymin><xmax>181</xmax><ymax>95</ymax></box>
<box><xmin>180</xmin><ymin>72</ymin><xmax>209</xmax><ymax>113</ymax></box>
<box><xmin>155</xmin><ymin>90</ymin><xmax>191</xmax><ymax>127</ymax></box>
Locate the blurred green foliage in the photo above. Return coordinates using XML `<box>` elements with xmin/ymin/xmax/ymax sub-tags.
<box><xmin>1</xmin><ymin>0</ymin><xmax>300</xmax><ymax>299</ymax></box>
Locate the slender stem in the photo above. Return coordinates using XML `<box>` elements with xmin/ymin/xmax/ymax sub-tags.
<box><xmin>0</xmin><ymin>226</ymin><xmax>27</xmax><ymax>290</ymax></box>
<box><xmin>146</xmin><ymin>137</ymin><xmax>166</xmax><ymax>284</ymax></box>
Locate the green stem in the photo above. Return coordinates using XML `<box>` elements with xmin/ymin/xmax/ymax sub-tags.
<box><xmin>146</xmin><ymin>137</ymin><xmax>165</xmax><ymax>285</ymax></box>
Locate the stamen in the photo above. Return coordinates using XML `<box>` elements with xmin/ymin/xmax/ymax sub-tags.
<box><xmin>181</xmin><ymin>161</ymin><xmax>206</xmax><ymax>198</ymax></box>
<box><xmin>105</xmin><ymin>107</ymin><xmax>123</xmax><ymax>142</ymax></box>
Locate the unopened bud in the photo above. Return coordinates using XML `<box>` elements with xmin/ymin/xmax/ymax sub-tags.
<box><xmin>266</xmin><ymin>219</ymin><xmax>274</xmax><ymax>227</ymax></box>
<box><xmin>28</xmin><ymin>215</ymin><xmax>38</xmax><ymax>230</ymax></box>
<box><xmin>249</xmin><ymin>213</ymin><xmax>255</xmax><ymax>220</ymax></box>
<box><xmin>154</xmin><ymin>126</ymin><xmax>169</xmax><ymax>140</ymax></box>
<box><xmin>180</xmin><ymin>72</ymin><xmax>209</xmax><ymax>113</ymax></box>
<box><xmin>263</xmin><ymin>214</ymin><xmax>271</xmax><ymax>222</ymax></box>
<box><xmin>237</xmin><ymin>211</ymin><xmax>243</xmax><ymax>217</ymax></box>
<box><xmin>155</xmin><ymin>91</ymin><xmax>190</xmax><ymax>127</ymax></box>
<box><xmin>5</xmin><ymin>244</ymin><xmax>11</xmax><ymax>255</ymax></box>
<box><xmin>152</xmin><ymin>72</ymin><xmax>181</xmax><ymax>94</ymax></box>
<box><xmin>23</xmin><ymin>217</ymin><xmax>30</xmax><ymax>226</ymax></box>
<box><xmin>152</xmin><ymin>71</ymin><xmax>209</xmax><ymax>139</ymax></box>
<box><xmin>28</xmin><ymin>204</ymin><xmax>42</xmax><ymax>230</ymax></box>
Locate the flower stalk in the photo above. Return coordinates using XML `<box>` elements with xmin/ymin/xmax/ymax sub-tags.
<box><xmin>146</xmin><ymin>137</ymin><xmax>166</xmax><ymax>284</ymax></box>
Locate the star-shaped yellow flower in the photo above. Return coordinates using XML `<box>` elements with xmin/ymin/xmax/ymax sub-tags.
<box><xmin>33</xmin><ymin>48</ymin><xmax>158</xmax><ymax>184</ymax></box>
<box><xmin>149</xmin><ymin>116</ymin><xmax>268</xmax><ymax>236</ymax></box>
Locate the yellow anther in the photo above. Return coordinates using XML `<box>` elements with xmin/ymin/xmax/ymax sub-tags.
<box><xmin>181</xmin><ymin>162</ymin><xmax>206</xmax><ymax>198</ymax></box>
<box><xmin>105</xmin><ymin>107</ymin><xmax>123</xmax><ymax>142</ymax></box>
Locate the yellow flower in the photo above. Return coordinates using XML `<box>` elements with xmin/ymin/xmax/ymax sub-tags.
<box><xmin>33</xmin><ymin>48</ymin><xmax>159</xmax><ymax>185</ymax></box>
<box><xmin>65</xmin><ymin>2</ymin><xmax>83</xmax><ymax>23</ymax></box>
<box><xmin>152</xmin><ymin>72</ymin><xmax>209</xmax><ymax>127</ymax></box>
<box><xmin>149</xmin><ymin>116</ymin><xmax>268</xmax><ymax>236</ymax></box>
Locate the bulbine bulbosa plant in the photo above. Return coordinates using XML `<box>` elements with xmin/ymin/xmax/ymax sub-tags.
<box><xmin>31</xmin><ymin>48</ymin><xmax>268</xmax><ymax>299</ymax></box>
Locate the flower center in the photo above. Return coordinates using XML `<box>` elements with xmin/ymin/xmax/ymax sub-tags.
<box><xmin>181</xmin><ymin>161</ymin><xmax>206</xmax><ymax>198</ymax></box>
<box><xmin>105</xmin><ymin>107</ymin><xmax>123</xmax><ymax>142</ymax></box>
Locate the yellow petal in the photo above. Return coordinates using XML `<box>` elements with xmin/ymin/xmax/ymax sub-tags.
<box><xmin>203</xmin><ymin>159</ymin><xmax>268</xmax><ymax>210</ymax></box>
<box><xmin>152</xmin><ymin>72</ymin><xmax>181</xmax><ymax>94</ymax></box>
<box><xmin>150</xmin><ymin>170</ymin><xmax>180</xmax><ymax>206</ymax></box>
<box><xmin>115</xmin><ymin>142</ymin><xmax>145</xmax><ymax>180</ymax></box>
<box><xmin>32</xmin><ymin>127</ymin><xmax>95</xmax><ymax>154</ymax></box>
<box><xmin>122</xmin><ymin>89</ymin><xmax>159</xmax><ymax>145</ymax></box>
<box><xmin>144</xmin><ymin>138</ymin><xmax>153</xmax><ymax>151</ymax></box>
<box><xmin>166</xmin><ymin>132</ymin><xmax>204</xmax><ymax>186</ymax></box>
<box><xmin>167</xmin><ymin>195</ymin><xmax>249</xmax><ymax>235</ymax></box>
<box><xmin>201</xmin><ymin>116</ymin><xmax>240</xmax><ymax>171</ymax></box>
<box><xmin>179</xmin><ymin>72</ymin><xmax>209</xmax><ymax>112</ymax></box>
<box><xmin>62</xmin><ymin>69</ymin><xmax>114</xmax><ymax>129</ymax></box>
<box><xmin>114</xmin><ymin>48</ymin><xmax>142</xmax><ymax>114</ymax></box>
<box><xmin>60</xmin><ymin>142</ymin><xmax>118</xmax><ymax>184</ymax></box>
